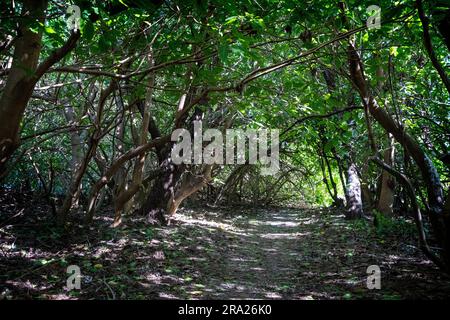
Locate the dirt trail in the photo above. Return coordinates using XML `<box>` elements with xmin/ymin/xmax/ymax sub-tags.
<box><xmin>193</xmin><ymin>209</ymin><xmax>315</xmax><ymax>299</ymax></box>
<box><xmin>153</xmin><ymin>207</ymin><xmax>450</xmax><ymax>299</ymax></box>
<box><xmin>2</xmin><ymin>206</ymin><xmax>450</xmax><ymax>299</ymax></box>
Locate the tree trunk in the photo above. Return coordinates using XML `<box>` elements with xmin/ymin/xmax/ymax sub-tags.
<box><xmin>416</xmin><ymin>0</ymin><xmax>450</xmax><ymax>95</ymax></box>
<box><xmin>345</xmin><ymin>162</ymin><xmax>364</xmax><ymax>219</ymax></box>
<box><xmin>377</xmin><ymin>134</ymin><xmax>396</xmax><ymax>216</ymax></box>
<box><xmin>371</xmin><ymin>156</ymin><xmax>446</xmax><ymax>271</ymax></box>
<box><xmin>0</xmin><ymin>0</ymin><xmax>80</xmax><ymax>178</ymax></box>
<box><xmin>167</xmin><ymin>165</ymin><xmax>213</xmax><ymax>220</ymax></box>
<box><xmin>347</xmin><ymin>41</ymin><xmax>449</xmax><ymax>267</ymax></box>
<box><xmin>113</xmin><ymin>48</ymin><xmax>155</xmax><ymax>226</ymax></box>
<box><xmin>63</xmin><ymin>106</ymin><xmax>84</xmax><ymax>208</ymax></box>
<box><xmin>319</xmin><ymin>153</ymin><xmax>335</xmax><ymax>201</ymax></box>
<box><xmin>360</xmin><ymin>161</ymin><xmax>373</xmax><ymax>209</ymax></box>
<box><xmin>140</xmin><ymin>146</ymin><xmax>182</xmax><ymax>224</ymax></box>
<box><xmin>0</xmin><ymin>0</ymin><xmax>47</xmax><ymax>176</ymax></box>
<box><xmin>348</xmin><ymin>42</ymin><xmax>444</xmax><ymax>211</ymax></box>
<box><xmin>324</xmin><ymin>153</ymin><xmax>339</xmax><ymax>202</ymax></box>
<box><xmin>57</xmin><ymin>82</ymin><xmax>116</xmax><ymax>225</ymax></box>
<box><xmin>332</xmin><ymin>148</ymin><xmax>348</xmax><ymax>199</ymax></box>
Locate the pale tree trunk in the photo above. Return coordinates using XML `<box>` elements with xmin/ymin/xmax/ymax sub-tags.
<box><xmin>377</xmin><ymin>134</ymin><xmax>396</xmax><ymax>216</ymax></box>
<box><xmin>112</xmin><ymin>106</ymin><xmax>152</xmax><ymax>226</ymax></box>
<box><xmin>343</xmin><ymin>93</ymin><xmax>363</xmax><ymax>218</ymax></box>
<box><xmin>110</xmin><ymin>62</ymin><xmax>133</xmax><ymax>215</ymax></box>
<box><xmin>63</xmin><ymin>106</ymin><xmax>84</xmax><ymax>208</ymax></box>
<box><xmin>345</xmin><ymin>163</ymin><xmax>364</xmax><ymax>219</ymax></box>
<box><xmin>112</xmin><ymin>94</ymin><xmax>127</xmax><ymax>197</ymax></box>
<box><xmin>57</xmin><ymin>139</ymin><xmax>97</xmax><ymax>225</ymax></box>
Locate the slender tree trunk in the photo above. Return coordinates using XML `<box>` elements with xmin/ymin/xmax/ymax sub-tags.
<box><xmin>371</xmin><ymin>156</ymin><xmax>446</xmax><ymax>271</ymax></box>
<box><xmin>319</xmin><ymin>153</ymin><xmax>335</xmax><ymax>201</ymax></box>
<box><xmin>63</xmin><ymin>106</ymin><xmax>84</xmax><ymax>208</ymax></box>
<box><xmin>416</xmin><ymin>0</ymin><xmax>450</xmax><ymax>95</ymax></box>
<box><xmin>214</xmin><ymin>165</ymin><xmax>248</xmax><ymax>205</ymax></box>
<box><xmin>113</xmin><ymin>48</ymin><xmax>155</xmax><ymax>226</ymax></box>
<box><xmin>345</xmin><ymin>162</ymin><xmax>364</xmax><ymax>219</ymax></box>
<box><xmin>57</xmin><ymin>82</ymin><xmax>116</xmax><ymax>225</ymax></box>
<box><xmin>324</xmin><ymin>153</ymin><xmax>338</xmax><ymax>201</ymax></box>
<box><xmin>332</xmin><ymin>148</ymin><xmax>348</xmax><ymax>200</ymax></box>
<box><xmin>360</xmin><ymin>161</ymin><xmax>373</xmax><ymax>209</ymax></box>
<box><xmin>377</xmin><ymin>134</ymin><xmax>396</xmax><ymax>216</ymax></box>
<box><xmin>85</xmin><ymin>134</ymin><xmax>170</xmax><ymax>223</ymax></box>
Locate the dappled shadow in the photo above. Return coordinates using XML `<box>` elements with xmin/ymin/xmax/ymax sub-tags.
<box><xmin>2</xmin><ymin>198</ymin><xmax>450</xmax><ymax>299</ymax></box>
<box><xmin>135</xmin><ymin>207</ymin><xmax>450</xmax><ymax>300</ymax></box>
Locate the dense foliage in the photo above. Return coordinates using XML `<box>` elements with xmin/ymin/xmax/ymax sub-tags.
<box><xmin>0</xmin><ymin>0</ymin><xmax>449</xmax><ymax>273</ymax></box>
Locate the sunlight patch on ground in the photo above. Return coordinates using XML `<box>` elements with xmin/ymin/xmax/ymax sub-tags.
<box><xmin>216</xmin><ymin>282</ymin><xmax>247</xmax><ymax>292</ymax></box>
<box><xmin>250</xmin><ymin>267</ymin><xmax>265</xmax><ymax>271</ymax></box>
<box><xmin>260</xmin><ymin>232</ymin><xmax>311</xmax><ymax>240</ymax></box>
<box><xmin>159</xmin><ymin>292</ymin><xmax>179</xmax><ymax>299</ymax></box>
<box><xmin>174</xmin><ymin>214</ymin><xmax>235</xmax><ymax>231</ymax></box>
<box><xmin>248</xmin><ymin>220</ymin><xmax>300</xmax><ymax>227</ymax></box>
<box><xmin>265</xmin><ymin>292</ymin><xmax>283</xmax><ymax>298</ymax></box>
<box><xmin>229</xmin><ymin>257</ymin><xmax>258</xmax><ymax>263</ymax></box>
<box><xmin>2</xmin><ymin>206</ymin><xmax>448</xmax><ymax>300</ymax></box>
<box><xmin>187</xmin><ymin>256</ymin><xmax>208</xmax><ymax>262</ymax></box>
<box><xmin>173</xmin><ymin>213</ymin><xmax>253</xmax><ymax>238</ymax></box>
<box><xmin>296</xmin><ymin>216</ymin><xmax>320</xmax><ymax>225</ymax></box>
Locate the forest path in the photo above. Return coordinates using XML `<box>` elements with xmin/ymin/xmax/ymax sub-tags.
<box><xmin>140</xmin><ymin>207</ymin><xmax>449</xmax><ymax>299</ymax></box>
<box><xmin>176</xmin><ymin>208</ymin><xmax>324</xmax><ymax>299</ymax></box>
<box><xmin>2</xmin><ymin>205</ymin><xmax>450</xmax><ymax>299</ymax></box>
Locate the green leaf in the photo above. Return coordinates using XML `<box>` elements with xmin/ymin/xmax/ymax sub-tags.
<box><xmin>44</xmin><ymin>26</ymin><xmax>56</xmax><ymax>34</ymax></box>
<box><xmin>83</xmin><ymin>21</ymin><xmax>95</xmax><ymax>41</ymax></box>
<box><xmin>389</xmin><ymin>46</ymin><xmax>398</xmax><ymax>57</ymax></box>
<box><xmin>225</xmin><ymin>16</ymin><xmax>239</xmax><ymax>25</ymax></box>
<box><xmin>218</xmin><ymin>44</ymin><xmax>229</xmax><ymax>63</ymax></box>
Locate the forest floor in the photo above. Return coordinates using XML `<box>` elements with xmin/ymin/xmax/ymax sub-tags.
<box><xmin>1</xmin><ymin>191</ymin><xmax>450</xmax><ymax>299</ymax></box>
